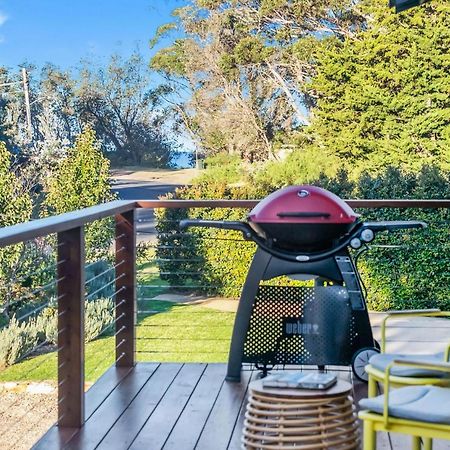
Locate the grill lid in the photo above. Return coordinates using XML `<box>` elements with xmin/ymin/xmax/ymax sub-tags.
<box><xmin>248</xmin><ymin>185</ymin><xmax>359</xmax><ymax>224</ymax></box>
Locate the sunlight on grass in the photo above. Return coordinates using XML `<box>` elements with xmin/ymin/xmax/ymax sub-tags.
<box><xmin>0</xmin><ymin>300</ymin><xmax>234</xmax><ymax>383</ymax></box>
<box><xmin>136</xmin><ymin>300</ymin><xmax>234</xmax><ymax>364</ymax></box>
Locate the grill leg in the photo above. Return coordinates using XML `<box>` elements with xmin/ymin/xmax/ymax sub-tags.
<box><xmin>226</xmin><ymin>249</ymin><xmax>272</xmax><ymax>382</ymax></box>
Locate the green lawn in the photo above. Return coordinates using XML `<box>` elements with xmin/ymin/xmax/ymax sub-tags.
<box><xmin>0</xmin><ymin>300</ymin><xmax>234</xmax><ymax>383</ymax></box>
<box><xmin>0</xmin><ymin>257</ymin><xmax>235</xmax><ymax>384</ymax></box>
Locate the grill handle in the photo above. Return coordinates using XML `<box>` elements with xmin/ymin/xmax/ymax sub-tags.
<box><xmin>180</xmin><ymin>219</ymin><xmax>254</xmax><ymax>239</ymax></box>
<box><xmin>362</xmin><ymin>220</ymin><xmax>427</xmax><ymax>231</ymax></box>
<box><xmin>277</xmin><ymin>212</ymin><xmax>331</xmax><ymax>218</ymax></box>
<box><xmin>252</xmin><ymin>221</ymin><xmax>427</xmax><ymax>263</ymax></box>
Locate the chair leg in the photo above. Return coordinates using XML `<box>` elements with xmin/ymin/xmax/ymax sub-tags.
<box><xmin>368</xmin><ymin>375</ymin><xmax>378</xmax><ymax>397</ymax></box>
<box><xmin>363</xmin><ymin>420</ymin><xmax>376</xmax><ymax>450</ymax></box>
<box><xmin>422</xmin><ymin>437</ymin><xmax>433</xmax><ymax>450</ymax></box>
<box><xmin>412</xmin><ymin>436</ymin><xmax>421</xmax><ymax>450</ymax></box>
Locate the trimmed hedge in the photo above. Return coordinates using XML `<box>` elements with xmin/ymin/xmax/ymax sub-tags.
<box><xmin>156</xmin><ymin>165</ymin><xmax>450</xmax><ymax>311</ymax></box>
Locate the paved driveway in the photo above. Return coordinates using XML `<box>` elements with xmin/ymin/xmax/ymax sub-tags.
<box><xmin>112</xmin><ymin>178</ymin><xmax>180</xmax><ymax>241</ymax></box>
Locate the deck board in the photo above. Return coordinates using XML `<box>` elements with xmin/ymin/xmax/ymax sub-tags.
<box><xmin>84</xmin><ymin>365</ymin><xmax>136</xmax><ymax>420</ymax></box>
<box><xmin>196</xmin><ymin>369</ymin><xmax>253</xmax><ymax>450</ymax></box>
<box><xmin>162</xmin><ymin>364</ymin><xmax>226</xmax><ymax>449</ymax></box>
<box><xmin>227</xmin><ymin>371</ymin><xmax>258</xmax><ymax>450</ymax></box>
<box><xmin>128</xmin><ymin>363</ymin><xmax>206</xmax><ymax>450</ymax></box>
<box><xmin>33</xmin><ymin>365</ymin><xmax>136</xmax><ymax>450</ymax></box>
<box><xmin>65</xmin><ymin>363</ymin><xmax>159</xmax><ymax>450</ymax></box>
<box><xmin>97</xmin><ymin>363</ymin><xmax>182</xmax><ymax>450</ymax></box>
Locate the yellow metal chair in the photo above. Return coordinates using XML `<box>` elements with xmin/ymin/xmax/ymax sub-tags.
<box><xmin>359</xmin><ymin>359</ymin><xmax>450</xmax><ymax>450</ymax></box>
<box><xmin>365</xmin><ymin>309</ymin><xmax>450</xmax><ymax>398</ymax></box>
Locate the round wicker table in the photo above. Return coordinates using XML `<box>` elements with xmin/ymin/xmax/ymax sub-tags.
<box><xmin>242</xmin><ymin>378</ymin><xmax>359</xmax><ymax>450</ymax></box>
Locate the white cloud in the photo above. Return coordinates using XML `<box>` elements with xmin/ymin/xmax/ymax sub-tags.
<box><xmin>0</xmin><ymin>11</ymin><xmax>8</xmax><ymax>27</ymax></box>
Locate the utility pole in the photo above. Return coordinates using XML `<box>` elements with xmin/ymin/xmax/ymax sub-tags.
<box><xmin>21</xmin><ymin>68</ymin><xmax>32</xmax><ymax>140</ymax></box>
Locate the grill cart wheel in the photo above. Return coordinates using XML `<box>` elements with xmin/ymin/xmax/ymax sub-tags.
<box><xmin>351</xmin><ymin>347</ymin><xmax>380</xmax><ymax>382</ymax></box>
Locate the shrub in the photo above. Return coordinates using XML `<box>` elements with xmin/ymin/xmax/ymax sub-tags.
<box><xmin>156</xmin><ymin>184</ymin><xmax>259</xmax><ymax>298</ymax></box>
<box><xmin>155</xmin><ymin>164</ymin><xmax>450</xmax><ymax>310</ymax></box>
<box><xmin>42</xmin><ymin>128</ymin><xmax>116</xmax><ymax>261</ymax></box>
<box><xmin>84</xmin><ymin>298</ymin><xmax>115</xmax><ymax>341</ymax></box>
<box><xmin>0</xmin><ymin>298</ymin><xmax>115</xmax><ymax>368</ymax></box>
<box><xmin>251</xmin><ymin>147</ymin><xmax>340</xmax><ymax>191</ymax></box>
<box><xmin>154</xmin><ymin>194</ymin><xmax>202</xmax><ymax>288</ymax></box>
<box><xmin>0</xmin><ymin>317</ymin><xmax>39</xmax><ymax>369</ymax></box>
<box><xmin>35</xmin><ymin>298</ymin><xmax>115</xmax><ymax>343</ymax></box>
<box><xmin>353</xmin><ymin>166</ymin><xmax>450</xmax><ymax>311</ymax></box>
<box><xmin>85</xmin><ymin>260</ymin><xmax>115</xmax><ymax>300</ymax></box>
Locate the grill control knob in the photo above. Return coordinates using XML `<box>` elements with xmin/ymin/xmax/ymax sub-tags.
<box><xmin>350</xmin><ymin>238</ymin><xmax>362</xmax><ymax>249</ymax></box>
<box><xmin>360</xmin><ymin>229</ymin><xmax>375</xmax><ymax>242</ymax></box>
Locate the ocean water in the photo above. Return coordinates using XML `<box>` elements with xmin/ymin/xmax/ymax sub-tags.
<box><xmin>172</xmin><ymin>151</ymin><xmax>195</xmax><ymax>168</ymax></box>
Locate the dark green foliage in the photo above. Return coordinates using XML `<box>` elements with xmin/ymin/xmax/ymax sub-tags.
<box><xmin>43</xmin><ymin>128</ymin><xmax>115</xmax><ymax>261</ymax></box>
<box><xmin>0</xmin><ymin>142</ymin><xmax>35</xmax><ymax>316</ymax></box>
<box><xmin>313</xmin><ymin>165</ymin><xmax>450</xmax><ymax>311</ymax></box>
<box><xmin>156</xmin><ymin>164</ymin><xmax>450</xmax><ymax>310</ymax></box>
<box><xmin>156</xmin><ymin>183</ymin><xmax>259</xmax><ymax>298</ymax></box>
<box><xmin>307</xmin><ymin>0</ymin><xmax>450</xmax><ymax>172</ymax></box>
<box><xmin>352</xmin><ymin>165</ymin><xmax>450</xmax><ymax>311</ymax></box>
<box><xmin>155</xmin><ymin>198</ymin><xmax>205</xmax><ymax>288</ymax></box>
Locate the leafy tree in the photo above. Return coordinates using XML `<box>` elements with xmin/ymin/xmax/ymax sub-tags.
<box><xmin>28</xmin><ymin>66</ymin><xmax>80</xmax><ymax>167</ymax></box>
<box><xmin>2</xmin><ymin>57</ymin><xmax>174</xmax><ymax>171</ymax></box>
<box><xmin>0</xmin><ymin>142</ymin><xmax>33</xmax><ymax>318</ymax></box>
<box><xmin>1</xmin><ymin>64</ymin><xmax>81</xmax><ymax>193</ymax></box>
<box><xmin>0</xmin><ymin>144</ymin><xmax>32</xmax><ymax>226</ymax></box>
<box><xmin>151</xmin><ymin>0</ymin><xmax>364</xmax><ymax>162</ymax></box>
<box><xmin>43</xmin><ymin>128</ymin><xmax>115</xmax><ymax>260</ymax></box>
<box><xmin>76</xmin><ymin>53</ymin><xmax>175</xmax><ymax>167</ymax></box>
<box><xmin>305</xmin><ymin>0</ymin><xmax>450</xmax><ymax>173</ymax></box>
<box><xmin>153</xmin><ymin>0</ymin><xmax>449</xmax><ymax>173</ymax></box>
<box><xmin>0</xmin><ymin>67</ymin><xmax>25</xmax><ymax>151</ymax></box>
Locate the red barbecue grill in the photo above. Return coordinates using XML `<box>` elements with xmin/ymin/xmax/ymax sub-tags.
<box><xmin>247</xmin><ymin>185</ymin><xmax>359</xmax><ymax>251</ymax></box>
<box><xmin>181</xmin><ymin>185</ymin><xmax>426</xmax><ymax>381</ymax></box>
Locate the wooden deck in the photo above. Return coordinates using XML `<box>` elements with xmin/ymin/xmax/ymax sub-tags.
<box><xmin>34</xmin><ymin>362</ymin><xmax>450</xmax><ymax>450</ymax></box>
<box><xmin>32</xmin><ymin>317</ymin><xmax>450</xmax><ymax>450</ymax></box>
<box><xmin>34</xmin><ymin>363</ymin><xmax>251</xmax><ymax>450</ymax></box>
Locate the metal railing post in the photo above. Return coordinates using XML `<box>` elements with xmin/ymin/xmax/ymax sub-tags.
<box><xmin>115</xmin><ymin>210</ymin><xmax>136</xmax><ymax>367</ymax></box>
<box><xmin>57</xmin><ymin>227</ymin><xmax>85</xmax><ymax>428</ymax></box>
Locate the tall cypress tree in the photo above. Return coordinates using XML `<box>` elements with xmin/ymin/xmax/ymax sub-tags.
<box><xmin>306</xmin><ymin>0</ymin><xmax>450</xmax><ymax>172</ymax></box>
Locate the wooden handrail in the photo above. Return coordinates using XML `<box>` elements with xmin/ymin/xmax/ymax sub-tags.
<box><xmin>1</xmin><ymin>198</ymin><xmax>450</xmax><ymax>249</ymax></box>
<box><xmin>0</xmin><ymin>200</ymin><xmax>135</xmax><ymax>247</ymax></box>
<box><xmin>135</xmin><ymin>199</ymin><xmax>259</xmax><ymax>208</ymax></box>
<box><xmin>346</xmin><ymin>199</ymin><xmax>450</xmax><ymax>208</ymax></box>
<box><xmin>137</xmin><ymin>199</ymin><xmax>450</xmax><ymax>210</ymax></box>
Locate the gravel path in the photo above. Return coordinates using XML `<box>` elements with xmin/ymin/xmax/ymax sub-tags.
<box><xmin>0</xmin><ymin>388</ymin><xmax>57</xmax><ymax>450</ymax></box>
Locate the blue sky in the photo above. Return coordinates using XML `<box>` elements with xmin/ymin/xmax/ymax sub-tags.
<box><xmin>0</xmin><ymin>0</ymin><xmax>185</xmax><ymax>70</ymax></box>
